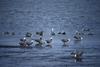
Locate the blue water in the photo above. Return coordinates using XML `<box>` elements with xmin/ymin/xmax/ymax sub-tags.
<box><xmin>0</xmin><ymin>0</ymin><xmax>100</xmax><ymax>67</ymax></box>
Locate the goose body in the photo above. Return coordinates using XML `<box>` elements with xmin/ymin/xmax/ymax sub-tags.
<box><xmin>71</xmin><ymin>51</ymin><xmax>83</xmax><ymax>59</ymax></box>
<box><xmin>45</xmin><ymin>37</ymin><xmax>53</xmax><ymax>47</ymax></box>
<box><xmin>25</xmin><ymin>32</ymin><xmax>32</xmax><ymax>37</ymax></box>
<box><xmin>61</xmin><ymin>38</ymin><xmax>70</xmax><ymax>46</ymax></box>
<box><xmin>62</xmin><ymin>32</ymin><xmax>66</xmax><ymax>35</ymax></box>
<box><xmin>19</xmin><ymin>37</ymin><xmax>33</xmax><ymax>47</ymax></box>
<box><xmin>74</xmin><ymin>35</ymin><xmax>83</xmax><ymax>41</ymax></box>
<box><xmin>58</xmin><ymin>31</ymin><xmax>66</xmax><ymax>35</ymax></box>
<box><xmin>12</xmin><ymin>32</ymin><xmax>15</xmax><ymax>35</ymax></box>
<box><xmin>4</xmin><ymin>32</ymin><xmax>10</xmax><ymax>35</ymax></box>
<box><xmin>46</xmin><ymin>38</ymin><xmax>52</xmax><ymax>44</ymax></box>
<box><xmin>61</xmin><ymin>38</ymin><xmax>70</xmax><ymax>43</ymax></box>
<box><xmin>36</xmin><ymin>31</ymin><xmax>43</xmax><ymax>36</ymax></box>
<box><xmin>74</xmin><ymin>31</ymin><xmax>83</xmax><ymax>40</ymax></box>
<box><xmin>34</xmin><ymin>38</ymin><xmax>45</xmax><ymax>46</ymax></box>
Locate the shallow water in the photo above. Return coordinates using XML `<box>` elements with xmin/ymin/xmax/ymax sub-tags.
<box><xmin>0</xmin><ymin>34</ymin><xmax>100</xmax><ymax>67</ymax></box>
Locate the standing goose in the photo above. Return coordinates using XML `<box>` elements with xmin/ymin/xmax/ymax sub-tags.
<box><xmin>46</xmin><ymin>37</ymin><xmax>53</xmax><ymax>48</ymax></box>
<box><xmin>34</xmin><ymin>37</ymin><xmax>45</xmax><ymax>47</ymax></box>
<box><xmin>36</xmin><ymin>31</ymin><xmax>44</xmax><ymax>37</ymax></box>
<box><xmin>19</xmin><ymin>37</ymin><xmax>33</xmax><ymax>47</ymax></box>
<box><xmin>74</xmin><ymin>31</ymin><xmax>83</xmax><ymax>41</ymax></box>
<box><xmin>25</xmin><ymin>32</ymin><xmax>32</xmax><ymax>37</ymax></box>
<box><xmin>61</xmin><ymin>38</ymin><xmax>70</xmax><ymax>46</ymax></box>
<box><xmin>71</xmin><ymin>50</ymin><xmax>83</xmax><ymax>62</ymax></box>
<box><xmin>19</xmin><ymin>37</ymin><xmax>27</xmax><ymax>47</ymax></box>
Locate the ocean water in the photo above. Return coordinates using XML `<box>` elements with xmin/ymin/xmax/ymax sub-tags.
<box><xmin>0</xmin><ymin>0</ymin><xmax>100</xmax><ymax>67</ymax></box>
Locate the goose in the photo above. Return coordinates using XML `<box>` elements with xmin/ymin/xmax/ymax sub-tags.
<box><xmin>74</xmin><ymin>31</ymin><xmax>83</xmax><ymax>40</ymax></box>
<box><xmin>19</xmin><ymin>37</ymin><xmax>33</xmax><ymax>47</ymax></box>
<box><xmin>61</xmin><ymin>38</ymin><xmax>70</xmax><ymax>46</ymax></box>
<box><xmin>87</xmin><ymin>32</ymin><xmax>94</xmax><ymax>35</ymax></box>
<box><xmin>26</xmin><ymin>40</ymin><xmax>33</xmax><ymax>46</ymax></box>
<box><xmin>58</xmin><ymin>32</ymin><xmax>62</xmax><ymax>34</ymax></box>
<box><xmin>82</xmin><ymin>28</ymin><xmax>90</xmax><ymax>32</ymax></box>
<box><xmin>58</xmin><ymin>31</ymin><xmax>66</xmax><ymax>35</ymax></box>
<box><xmin>25</xmin><ymin>32</ymin><xmax>32</xmax><ymax>37</ymax></box>
<box><xmin>75</xmin><ymin>31</ymin><xmax>83</xmax><ymax>35</ymax></box>
<box><xmin>34</xmin><ymin>37</ymin><xmax>45</xmax><ymax>46</ymax></box>
<box><xmin>74</xmin><ymin>35</ymin><xmax>83</xmax><ymax>41</ymax></box>
<box><xmin>45</xmin><ymin>37</ymin><xmax>53</xmax><ymax>48</ymax></box>
<box><xmin>71</xmin><ymin>50</ymin><xmax>83</xmax><ymax>59</ymax></box>
<box><xmin>19</xmin><ymin>37</ymin><xmax>27</xmax><ymax>47</ymax></box>
<box><xmin>36</xmin><ymin>31</ymin><xmax>44</xmax><ymax>36</ymax></box>
<box><xmin>4</xmin><ymin>32</ymin><xmax>10</xmax><ymax>35</ymax></box>
<box><xmin>20</xmin><ymin>37</ymin><xmax>26</xmax><ymax>41</ymax></box>
<box><xmin>12</xmin><ymin>32</ymin><xmax>15</xmax><ymax>35</ymax></box>
<box><xmin>51</xmin><ymin>28</ymin><xmax>55</xmax><ymax>36</ymax></box>
<box><xmin>62</xmin><ymin>32</ymin><xmax>66</xmax><ymax>35</ymax></box>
